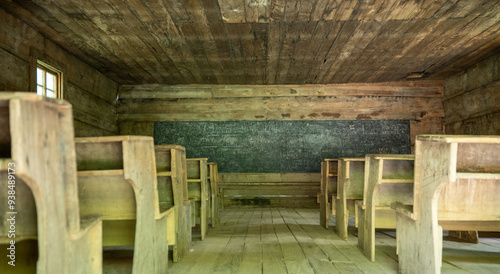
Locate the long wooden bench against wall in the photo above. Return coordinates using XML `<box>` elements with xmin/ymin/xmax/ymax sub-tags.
<box><xmin>336</xmin><ymin>158</ymin><xmax>365</xmax><ymax>240</ymax></box>
<box><xmin>320</xmin><ymin>159</ymin><xmax>339</xmax><ymax>228</ymax></box>
<box><xmin>76</xmin><ymin>136</ymin><xmax>169</xmax><ymax>273</ymax></box>
<box><xmin>155</xmin><ymin>145</ymin><xmax>192</xmax><ymax>262</ymax></box>
<box><xmin>219</xmin><ymin>173</ymin><xmax>321</xmax><ymax>209</ymax></box>
<box><xmin>356</xmin><ymin>154</ymin><xmax>414</xmax><ymax>262</ymax></box>
<box><xmin>396</xmin><ymin>135</ymin><xmax>500</xmax><ymax>274</ymax></box>
<box><xmin>187</xmin><ymin>158</ymin><xmax>209</xmax><ymax>240</ymax></box>
<box><xmin>207</xmin><ymin>162</ymin><xmax>220</xmax><ymax>228</ymax></box>
<box><xmin>0</xmin><ymin>93</ymin><xmax>102</xmax><ymax>273</ymax></box>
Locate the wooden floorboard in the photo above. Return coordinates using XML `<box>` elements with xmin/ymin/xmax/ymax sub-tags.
<box><xmin>164</xmin><ymin>208</ymin><xmax>500</xmax><ymax>274</ymax></box>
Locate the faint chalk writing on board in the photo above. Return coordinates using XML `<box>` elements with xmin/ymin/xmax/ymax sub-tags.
<box><xmin>155</xmin><ymin>120</ymin><xmax>411</xmax><ymax>173</ymax></box>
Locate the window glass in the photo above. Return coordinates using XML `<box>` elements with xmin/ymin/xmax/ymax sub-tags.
<box><xmin>36</xmin><ymin>62</ymin><xmax>61</xmax><ymax>99</ymax></box>
<box><xmin>36</xmin><ymin>68</ymin><xmax>44</xmax><ymax>85</ymax></box>
<box><xmin>46</xmin><ymin>72</ymin><xmax>55</xmax><ymax>91</ymax></box>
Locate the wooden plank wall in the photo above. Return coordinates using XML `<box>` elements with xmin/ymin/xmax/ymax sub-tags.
<box><xmin>118</xmin><ymin>81</ymin><xmax>445</xmax><ymax>151</ymax></box>
<box><xmin>0</xmin><ymin>9</ymin><xmax>118</xmax><ymax>137</ymax></box>
<box><xmin>444</xmin><ymin>52</ymin><xmax>500</xmax><ymax>134</ymax></box>
<box><xmin>118</xmin><ymin>81</ymin><xmax>444</xmax><ymax>207</ymax></box>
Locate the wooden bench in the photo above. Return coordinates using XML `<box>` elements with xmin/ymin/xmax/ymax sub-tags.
<box><xmin>155</xmin><ymin>145</ymin><xmax>192</xmax><ymax>262</ymax></box>
<box><xmin>320</xmin><ymin>159</ymin><xmax>339</xmax><ymax>229</ymax></box>
<box><xmin>208</xmin><ymin>162</ymin><xmax>220</xmax><ymax>228</ymax></box>
<box><xmin>395</xmin><ymin>135</ymin><xmax>500</xmax><ymax>274</ymax></box>
<box><xmin>356</xmin><ymin>154</ymin><xmax>414</xmax><ymax>262</ymax></box>
<box><xmin>219</xmin><ymin>173</ymin><xmax>321</xmax><ymax>208</ymax></box>
<box><xmin>187</xmin><ymin>158</ymin><xmax>209</xmax><ymax>240</ymax></box>
<box><xmin>335</xmin><ymin>158</ymin><xmax>365</xmax><ymax>240</ymax></box>
<box><xmin>75</xmin><ymin>136</ymin><xmax>170</xmax><ymax>273</ymax></box>
<box><xmin>0</xmin><ymin>93</ymin><xmax>102</xmax><ymax>273</ymax></box>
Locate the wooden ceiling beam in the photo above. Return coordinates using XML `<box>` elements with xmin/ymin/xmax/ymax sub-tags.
<box><xmin>118</xmin><ymin>81</ymin><xmax>444</xmax><ymax>99</ymax></box>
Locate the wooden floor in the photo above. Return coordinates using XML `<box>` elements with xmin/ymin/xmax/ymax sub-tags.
<box><xmin>166</xmin><ymin>208</ymin><xmax>500</xmax><ymax>274</ymax></box>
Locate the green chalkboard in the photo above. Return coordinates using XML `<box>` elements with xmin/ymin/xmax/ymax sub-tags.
<box><xmin>154</xmin><ymin>120</ymin><xmax>410</xmax><ymax>173</ymax></box>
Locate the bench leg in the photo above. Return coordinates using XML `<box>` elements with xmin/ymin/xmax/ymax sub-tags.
<box><xmin>396</xmin><ymin>212</ymin><xmax>442</xmax><ymax>274</ymax></box>
<box><xmin>335</xmin><ymin>198</ymin><xmax>348</xmax><ymax>240</ymax></box>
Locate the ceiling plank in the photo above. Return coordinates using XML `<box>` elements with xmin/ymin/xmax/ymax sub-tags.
<box><xmin>218</xmin><ymin>0</ymin><xmax>245</xmax><ymax>23</ymax></box>
<box><xmin>275</xmin><ymin>22</ymin><xmax>300</xmax><ymax>84</ymax></box>
<box><xmin>240</xmin><ymin>22</ymin><xmax>256</xmax><ymax>84</ymax></box>
<box><xmin>265</xmin><ymin>22</ymin><xmax>285</xmax><ymax>84</ymax></box>
<box><xmin>4</xmin><ymin>0</ymin><xmax>498</xmax><ymax>85</ymax></box>
<box><xmin>147</xmin><ymin>0</ymin><xmax>204</xmax><ymax>83</ymax></box>
<box><xmin>252</xmin><ymin>23</ymin><xmax>268</xmax><ymax>84</ymax></box>
<box><xmin>328</xmin><ymin>20</ymin><xmax>385</xmax><ymax>83</ymax></box>
<box><xmin>269</xmin><ymin>0</ymin><xmax>285</xmax><ymax>21</ymax></box>
<box><xmin>314</xmin><ymin>20</ymin><xmax>358</xmax><ymax>83</ymax></box>
<box><xmin>225</xmin><ymin>23</ymin><xmax>247</xmax><ymax>83</ymax></box>
<box><xmin>303</xmin><ymin>21</ymin><xmax>342</xmax><ymax>84</ymax></box>
<box><xmin>343</xmin><ymin>19</ymin><xmax>404</xmax><ymax>83</ymax></box>
<box><xmin>202</xmin><ymin>0</ymin><xmax>236</xmax><ymax>83</ymax></box>
<box><xmin>287</xmin><ymin>21</ymin><xmax>318</xmax><ymax>84</ymax></box>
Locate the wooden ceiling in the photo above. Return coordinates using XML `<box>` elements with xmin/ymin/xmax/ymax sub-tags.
<box><xmin>3</xmin><ymin>0</ymin><xmax>500</xmax><ymax>85</ymax></box>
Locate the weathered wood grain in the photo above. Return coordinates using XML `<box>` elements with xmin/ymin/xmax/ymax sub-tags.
<box><xmin>219</xmin><ymin>173</ymin><xmax>320</xmax><ymax>208</ymax></box>
<box><xmin>187</xmin><ymin>158</ymin><xmax>209</xmax><ymax>240</ymax></box>
<box><xmin>0</xmin><ymin>8</ymin><xmax>119</xmax><ymax>137</ymax></box>
<box><xmin>3</xmin><ymin>0</ymin><xmax>499</xmax><ymax>85</ymax></box>
<box><xmin>208</xmin><ymin>162</ymin><xmax>221</xmax><ymax>228</ymax></box>
<box><xmin>0</xmin><ymin>93</ymin><xmax>102</xmax><ymax>274</ymax></box>
<box><xmin>155</xmin><ymin>145</ymin><xmax>192</xmax><ymax>262</ymax></box>
<box><xmin>443</xmin><ymin>52</ymin><xmax>500</xmax><ymax>135</ymax></box>
<box><xmin>336</xmin><ymin>158</ymin><xmax>365</xmax><ymax>240</ymax></box>
<box><xmin>76</xmin><ymin>136</ymin><xmax>169</xmax><ymax>274</ymax></box>
<box><xmin>118</xmin><ymin>95</ymin><xmax>444</xmax><ymax>120</ymax></box>
<box><xmin>320</xmin><ymin>159</ymin><xmax>338</xmax><ymax>229</ymax></box>
<box><xmin>357</xmin><ymin>154</ymin><xmax>414</xmax><ymax>262</ymax></box>
<box><xmin>396</xmin><ymin>135</ymin><xmax>500</xmax><ymax>274</ymax></box>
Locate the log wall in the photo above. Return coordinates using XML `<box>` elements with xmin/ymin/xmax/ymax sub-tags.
<box><xmin>118</xmin><ymin>81</ymin><xmax>445</xmax><ymax>151</ymax></box>
<box><xmin>118</xmin><ymin>82</ymin><xmax>444</xmax><ymax>207</ymax></box>
<box><xmin>444</xmin><ymin>53</ymin><xmax>500</xmax><ymax>134</ymax></box>
<box><xmin>0</xmin><ymin>8</ymin><xmax>118</xmax><ymax>137</ymax></box>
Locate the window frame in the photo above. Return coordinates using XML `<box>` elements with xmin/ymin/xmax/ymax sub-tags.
<box><xmin>36</xmin><ymin>60</ymin><xmax>63</xmax><ymax>99</ymax></box>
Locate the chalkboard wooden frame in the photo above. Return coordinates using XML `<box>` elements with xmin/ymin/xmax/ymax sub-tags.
<box><xmin>154</xmin><ymin>120</ymin><xmax>410</xmax><ymax>173</ymax></box>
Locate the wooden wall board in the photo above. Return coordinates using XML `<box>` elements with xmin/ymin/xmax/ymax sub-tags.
<box><xmin>0</xmin><ymin>8</ymin><xmax>119</xmax><ymax>137</ymax></box>
<box><xmin>444</xmin><ymin>52</ymin><xmax>500</xmax><ymax>135</ymax></box>
<box><xmin>119</xmin><ymin>82</ymin><xmax>444</xmax><ymax>98</ymax></box>
<box><xmin>119</xmin><ymin>82</ymin><xmax>443</xmax><ymax>153</ymax></box>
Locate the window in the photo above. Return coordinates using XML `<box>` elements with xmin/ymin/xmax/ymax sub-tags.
<box><xmin>36</xmin><ymin>62</ymin><xmax>62</xmax><ymax>99</ymax></box>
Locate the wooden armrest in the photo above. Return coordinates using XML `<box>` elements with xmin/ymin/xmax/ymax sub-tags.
<box><xmin>159</xmin><ymin>205</ymin><xmax>175</xmax><ymax>218</ymax></box>
<box><xmin>355</xmin><ymin>200</ymin><xmax>365</xmax><ymax>210</ymax></box>
<box><xmin>456</xmin><ymin>172</ymin><xmax>500</xmax><ymax>180</ymax></box>
<box><xmin>380</xmin><ymin>179</ymin><xmax>414</xmax><ymax>184</ymax></box>
<box><xmin>79</xmin><ymin>214</ymin><xmax>102</xmax><ymax>234</ymax></box>
<box><xmin>391</xmin><ymin>202</ymin><xmax>414</xmax><ymax>219</ymax></box>
<box><xmin>77</xmin><ymin>170</ymin><xmax>124</xmax><ymax>176</ymax></box>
